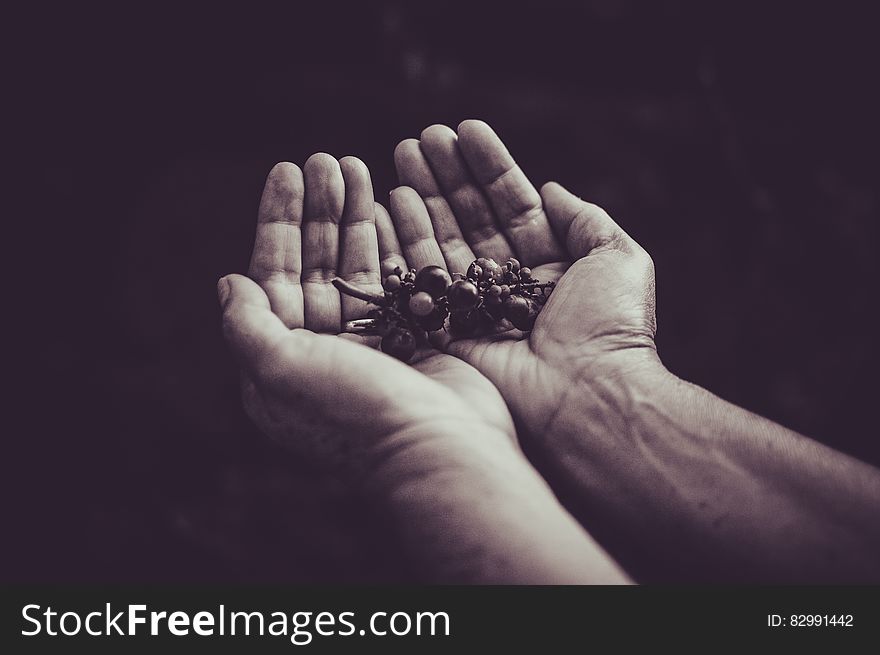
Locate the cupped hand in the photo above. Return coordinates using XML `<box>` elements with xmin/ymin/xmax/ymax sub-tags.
<box><xmin>219</xmin><ymin>154</ymin><xmax>517</xmax><ymax>483</ymax></box>
<box><xmin>391</xmin><ymin>120</ymin><xmax>659</xmax><ymax>438</ymax></box>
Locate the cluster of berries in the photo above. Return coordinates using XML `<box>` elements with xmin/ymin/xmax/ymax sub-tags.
<box><xmin>333</xmin><ymin>257</ymin><xmax>554</xmax><ymax>362</ymax></box>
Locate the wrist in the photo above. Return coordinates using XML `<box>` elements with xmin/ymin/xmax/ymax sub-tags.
<box><xmin>543</xmin><ymin>347</ymin><xmax>672</xmax><ymax>456</ymax></box>
<box><xmin>360</xmin><ymin>418</ymin><xmax>628</xmax><ymax>583</ymax></box>
<box><xmin>361</xmin><ymin>417</ymin><xmax>527</xmax><ymax>501</ymax></box>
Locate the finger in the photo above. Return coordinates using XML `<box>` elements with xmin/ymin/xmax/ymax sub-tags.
<box><xmin>388</xmin><ymin>186</ymin><xmax>446</xmax><ymax>271</ymax></box>
<box><xmin>338</xmin><ymin>156</ymin><xmax>381</xmax><ymax>324</ymax></box>
<box><xmin>540</xmin><ymin>182</ymin><xmax>628</xmax><ymax>258</ymax></box>
<box><xmin>248</xmin><ymin>162</ymin><xmax>305</xmax><ymax>328</ymax></box>
<box><xmin>374</xmin><ymin>201</ymin><xmax>409</xmax><ymax>276</ymax></box>
<box><xmin>218</xmin><ymin>274</ymin><xmax>299</xmax><ymax>376</ymax></box>
<box><xmin>394</xmin><ymin>138</ymin><xmax>475</xmax><ymax>273</ymax></box>
<box><xmin>457</xmin><ymin>120</ymin><xmax>564</xmax><ymax>265</ymax></box>
<box><xmin>301</xmin><ymin>153</ymin><xmax>344</xmax><ymax>333</ymax></box>
<box><xmin>418</xmin><ymin>124</ymin><xmax>514</xmax><ymax>260</ymax></box>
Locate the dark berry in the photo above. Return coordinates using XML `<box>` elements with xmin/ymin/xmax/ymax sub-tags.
<box><xmin>414</xmin><ymin>265</ymin><xmax>452</xmax><ymax>298</ymax></box>
<box><xmin>409</xmin><ymin>291</ymin><xmax>435</xmax><ymax>316</ymax></box>
<box><xmin>503</xmin><ymin>295</ymin><xmax>530</xmax><ymax>324</ymax></box>
<box><xmin>381</xmin><ymin>328</ymin><xmax>417</xmax><ymax>361</ymax></box>
<box><xmin>520</xmin><ymin>267</ymin><xmax>532</xmax><ymax>280</ymax></box>
<box><xmin>466</xmin><ymin>262</ymin><xmax>483</xmax><ymax>281</ymax></box>
<box><xmin>447</xmin><ymin>279</ymin><xmax>480</xmax><ymax>310</ymax></box>
<box><xmin>507</xmin><ymin>257</ymin><xmax>521</xmax><ymax>273</ymax></box>
<box><xmin>477</xmin><ymin>258</ymin><xmax>502</xmax><ymax>282</ymax></box>
<box><xmin>417</xmin><ymin>307</ymin><xmax>447</xmax><ymax>331</ymax></box>
<box><xmin>383</xmin><ymin>274</ymin><xmax>401</xmax><ymax>291</ymax></box>
<box><xmin>488</xmin><ymin>284</ymin><xmax>502</xmax><ymax>297</ymax></box>
<box><xmin>508</xmin><ymin>297</ymin><xmax>539</xmax><ymax>331</ymax></box>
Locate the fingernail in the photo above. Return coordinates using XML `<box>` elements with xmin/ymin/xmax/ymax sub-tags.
<box><xmin>217</xmin><ymin>276</ymin><xmax>231</xmax><ymax>308</ymax></box>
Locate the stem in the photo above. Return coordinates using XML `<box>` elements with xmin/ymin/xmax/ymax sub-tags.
<box><xmin>332</xmin><ymin>278</ymin><xmax>387</xmax><ymax>305</ymax></box>
<box><xmin>343</xmin><ymin>318</ymin><xmax>379</xmax><ymax>335</ymax></box>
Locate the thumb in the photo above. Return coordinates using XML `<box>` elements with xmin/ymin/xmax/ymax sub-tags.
<box><xmin>218</xmin><ymin>274</ymin><xmax>292</xmax><ymax>375</ymax></box>
<box><xmin>540</xmin><ymin>181</ymin><xmax>627</xmax><ymax>258</ymax></box>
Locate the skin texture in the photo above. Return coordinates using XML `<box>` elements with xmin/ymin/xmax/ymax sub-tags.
<box><xmin>219</xmin><ymin>154</ymin><xmax>628</xmax><ymax>583</ymax></box>
<box><xmin>392</xmin><ymin>121</ymin><xmax>657</xmax><ymax>440</ymax></box>
<box><xmin>393</xmin><ymin>120</ymin><xmax>880</xmax><ymax>582</ymax></box>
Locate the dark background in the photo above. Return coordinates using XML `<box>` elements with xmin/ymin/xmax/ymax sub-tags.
<box><xmin>7</xmin><ymin>1</ymin><xmax>879</xmax><ymax>581</ymax></box>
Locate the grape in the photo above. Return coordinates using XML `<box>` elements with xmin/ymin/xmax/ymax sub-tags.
<box><xmin>337</xmin><ymin>256</ymin><xmax>553</xmax><ymax>363</ymax></box>
<box><xmin>447</xmin><ymin>279</ymin><xmax>480</xmax><ymax>310</ymax></box>
<box><xmin>417</xmin><ymin>307</ymin><xmax>447</xmax><ymax>331</ymax></box>
<box><xmin>380</xmin><ymin>260</ymin><xmax>398</xmax><ymax>278</ymax></box>
<box><xmin>502</xmin><ymin>295</ymin><xmax>529</xmax><ymax>324</ymax></box>
<box><xmin>383</xmin><ymin>274</ymin><xmax>401</xmax><ymax>291</ymax></box>
<box><xmin>477</xmin><ymin>258</ymin><xmax>502</xmax><ymax>282</ymax></box>
<box><xmin>408</xmin><ymin>291</ymin><xmax>435</xmax><ymax>316</ymax></box>
<box><xmin>381</xmin><ymin>328</ymin><xmax>417</xmax><ymax>361</ymax></box>
<box><xmin>507</xmin><ymin>297</ymin><xmax>539</xmax><ymax>331</ymax></box>
<box><xmin>414</xmin><ymin>265</ymin><xmax>452</xmax><ymax>298</ymax></box>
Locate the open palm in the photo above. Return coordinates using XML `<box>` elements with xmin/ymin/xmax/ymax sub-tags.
<box><xmin>221</xmin><ymin>154</ymin><xmax>516</xmax><ymax>479</ymax></box>
<box><xmin>391</xmin><ymin>121</ymin><xmax>658</xmax><ymax>438</ymax></box>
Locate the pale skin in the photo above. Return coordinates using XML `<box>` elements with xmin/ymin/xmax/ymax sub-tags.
<box><xmin>220</xmin><ymin>122</ymin><xmax>880</xmax><ymax>583</ymax></box>
<box><xmin>218</xmin><ymin>154</ymin><xmax>627</xmax><ymax>583</ymax></box>
<box><xmin>390</xmin><ymin>120</ymin><xmax>880</xmax><ymax>583</ymax></box>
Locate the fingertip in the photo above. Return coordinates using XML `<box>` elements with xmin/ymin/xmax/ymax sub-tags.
<box><xmin>373</xmin><ymin>200</ymin><xmax>391</xmax><ymax>220</ymax></box>
<box><xmin>540</xmin><ymin>180</ymin><xmax>564</xmax><ymax>198</ymax></box>
<box><xmin>259</xmin><ymin>162</ymin><xmax>304</xmax><ymax>221</ymax></box>
<box><xmin>303</xmin><ymin>152</ymin><xmax>340</xmax><ymax>178</ymax></box>
<box><xmin>457</xmin><ymin>118</ymin><xmax>494</xmax><ymax>140</ymax></box>
<box><xmin>389</xmin><ymin>185</ymin><xmax>421</xmax><ymax>211</ymax></box>
<box><xmin>388</xmin><ymin>186</ymin><xmax>433</xmax><ymax>240</ymax></box>
<box><xmin>222</xmin><ymin>274</ymin><xmax>271</xmax><ymax>309</ymax></box>
<box><xmin>303</xmin><ymin>152</ymin><xmax>344</xmax><ymax>222</ymax></box>
<box><xmin>420</xmin><ymin>123</ymin><xmax>457</xmax><ymax>145</ymax></box>
<box><xmin>267</xmin><ymin>161</ymin><xmax>302</xmax><ymax>182</ymax></box>
<box><xmin>540</xmin><ymin>180</ymin><xmax>582</xmax><ymax>207</ymax></box>
<box><xmin>338</xmin><ymin>155</ymin><xmax>369</xmax><ymax>179</ymax></box>
<box><xmin>393</xmin><ymin>138</ymin><xmax>421</xmax><ymax>168</ymax></box>
<box><xmin>220</xmin><ymin>275</ymin><xmax>289</xmax><ymax>369</ymax></box>
<box><xmin>339</xmin><ymin>156</ymin><xmax>374</xmax><ymax>213</ymax></box>
<box><xmin>217</xmin><ymin>275</ymin><xmax>231</xmax><ymax>308</ymax></box>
